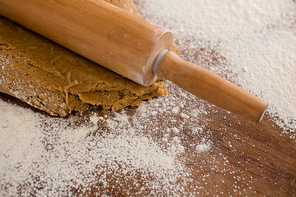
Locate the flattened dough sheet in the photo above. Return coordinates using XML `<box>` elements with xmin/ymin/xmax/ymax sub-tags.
<box><xmin>0</xmin><ymin>0</ymin><xmax>178</xmax><ymax>116</ymax></box>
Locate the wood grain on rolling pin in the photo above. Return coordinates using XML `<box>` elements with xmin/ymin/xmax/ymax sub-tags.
<box><xmin>0</xmin><ymin>0</ymin><xmax>267</xmax><ymax>122</ymax></box>
<box><xmin>0</xmin><ymin>0</ymin><xmax>176</xmax><ymax>116</ymax></box>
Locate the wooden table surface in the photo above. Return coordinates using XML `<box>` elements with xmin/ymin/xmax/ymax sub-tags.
<box><xmin>1</xmin><ymin>1</ymin><xmax>296</xmax><ymax>196</ymax></box>
<box><xmin>1</xmin><ymin>64</ymin><xmax>295</xmax><ymax>196</ymax></box>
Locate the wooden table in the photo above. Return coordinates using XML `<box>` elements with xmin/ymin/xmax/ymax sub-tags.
<box><xmin>1</xmin><ymin>1</ymin><xmax>296</xmax><ymax>196</ymax></box>
<box><xmin>1</xmin><ymin>69</ymin><xmax>295</xmax><ymax>196</ymax></box>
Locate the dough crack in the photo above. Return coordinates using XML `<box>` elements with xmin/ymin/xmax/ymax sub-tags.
<box><xmin>64</xmin><ymin>71</ymin><xmax>79</xmax><ymax>109</ymax></box>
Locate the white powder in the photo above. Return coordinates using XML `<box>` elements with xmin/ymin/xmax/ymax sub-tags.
<box><xmin>89</xmin><ymin>113</ymin><xmax>103</xmax><ymax>124</ymax></box>
<box><xmin>135</xmin><ymin>0</ymin><xmax>296</xmax><ymax>133</ymax></box>
<box><xmin>172</xmin><ymin>106</ymin><xmax>180</xmax><ymax>114</ymax></box>
<box><xmin>222</xmin><ymin>29</ymin><xmax>296</xmax><ymax>131</ymax></box>
<box><xmin>196</xmin><ymin>139</ymin><xmax>212</xmax><ymax>153</ymax></box>
<box><xmin>1</xmin><ymin>0</ymin><xmax>296</xmax><ymax>195</ymax></box>
<box><xmin>0</xmin><ymin>100</ymin><xmax>193</xmax><ymax>196</ymax></box>
<box><xmin>135</xmin><ymin>0</ymin><xmax>295</xmax><ymax>41</ymax></box>
<box><xmin>0</xmin><ymin>84</ymin><xmax>209</xmax><ymax>196</ymax></box>
<box><xmin>171</xmin><ymin>127</ymin><xmax>180</xmax><ymax>134</ymax></box>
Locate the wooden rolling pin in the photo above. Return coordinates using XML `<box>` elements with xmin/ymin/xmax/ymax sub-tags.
<box><xmin>0</xmin><ymin>0</ymin><xmax>268</xmax><ymax>122</ymax></box>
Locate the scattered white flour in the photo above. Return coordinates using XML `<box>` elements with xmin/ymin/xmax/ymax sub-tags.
<box><xmin>135</xmin><ymin>0</ymin><xmax>295</xmax><ymax>41</ymax></box>
<box><xmin>196</xmin><ymin>139</ymin><xmax>212</xmax><ymax>153</ymax></box>
<box><xmin>135</xmin><ymin>0</ymin><xmax>296</xmax><ymax>132</ymax></box>
<box><xmin>0</xmin><ymin>100</ymin><xmax>191</xmax><ymax>196</ymax></box>
<box><xmin>1</xmin><ymin>0</ymin><xmax>296</xmax><ymax>196</ymax></box>
<box><xmin>0</xmin><ymin>84</ymin><xmax>208</xmax><ymax>196</ymax></box>
<box><xmin>172</xmin><ymin>106</ymin><xmax>180</xmax><ymax>114</ymax></box>
<box><xmin>222</xmin><ymin>29</ymin><xmax>296</xmax><ymax>131</ymax></box>
<box><xmin>89</xmin><ymin>113</ymin><xmax>103</xmax><ymax>124</ymax></box>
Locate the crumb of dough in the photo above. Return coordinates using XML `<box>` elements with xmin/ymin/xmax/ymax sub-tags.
<box><xmin>0</xmin><ymin>0</ymin><xmax>178</xmax><ymax>117</ymax></box>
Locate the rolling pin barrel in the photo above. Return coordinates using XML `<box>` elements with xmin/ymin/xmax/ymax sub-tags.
<box><xmin>0</xmin><ymin>0</ymin><xmax>173</xmax><ymax>86</ymax></box>
<box><xmin>0</xmin><ymin>0</ymin><xmax>268</xmax><ymax>122</ymax></box>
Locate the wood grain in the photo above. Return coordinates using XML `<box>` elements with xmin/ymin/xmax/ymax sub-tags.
<box><xmin>157</xmin><ymin>51</ymin><xmax>268</xmax><ymax>123</ymax></box>
<box><xmin>1</xmin><ymin>83</ymin><xmax>295</xmax><ymax>196</ymax></box>
<box><xmin>0</xmin><ymin>0</ymin><xmax>295</xmax><ymax>196</ymax></box>
<box><xmin>0</xmin><ymin>0</ymin><xmax>268</xmax><ymax>122</ymax></box>
<box><xmin>0</xmin><ymin>0</ymin><xmax>173</xmax><ymax>85</ymax></box>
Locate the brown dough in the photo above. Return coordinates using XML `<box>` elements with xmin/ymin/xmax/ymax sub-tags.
<box><xmin>0</xmin><ymin>0</ymin><xmax>178</xmax><ymax>117</ymax></box>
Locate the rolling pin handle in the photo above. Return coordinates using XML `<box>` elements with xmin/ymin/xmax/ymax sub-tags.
<box><xmin>155</xmin><ymin>51</ymin><xmax>268</xmax><ymax>123</ymax></box>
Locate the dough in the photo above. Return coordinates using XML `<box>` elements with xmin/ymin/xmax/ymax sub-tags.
<box><xmin>0</xmin><ymin>0</ymin><xmax>178</xmax><ymax>117</ymax></box>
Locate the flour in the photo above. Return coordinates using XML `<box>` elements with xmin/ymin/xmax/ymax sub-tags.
<box><xmin>135</xmin><ymin>0</ymin><xmax>296</xmax><ymax>132</ymax></box>
<box><xmin>222</xmin><ymin>29</ymin><xmax>296</xmax><ymax>131</ymax></box>
<box><xmin>0</xmin><ymin>100</ymin><xmax>194</xmax><ymax>196</ymax></box>
<box><xmin>89</xmin><ymin>113</ymin><xmax>103</xmax><ymax>124</ymax></box>
<box><xmin>136</xmin><ymin>0</ymin><xmax>295</xmax><ymax>40</ymax></box>
<box><xmin>196</xmin><ymin>139</ymin><xmax>212</xmax><ymax>153</ymax></box>
<box><xmin>0</xmin><ymin>86</ymin><xmax>209</xmax><ymax>196</ymax></box>
<box><xmin>1</xmin><ymin>0</ymin><xmax>295</xmax><ymax>195</ymax></box>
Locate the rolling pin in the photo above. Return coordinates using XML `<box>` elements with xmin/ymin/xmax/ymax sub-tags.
<box><xmin>0</xmin><ymin>0</ymin><xmax>268</xmax><ymax>122</ymax></box>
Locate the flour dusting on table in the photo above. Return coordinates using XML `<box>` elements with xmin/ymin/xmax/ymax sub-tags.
<box><xmin>135</xmin><ymin>0</ymin><xmax>296</xmax><ymax>134</ymax></box>
<box><xmin>1</xmin><ymin>0</ymin><xmax>296</xmax><ymax>196</ymax></box>
<box><xmin>0</xmin><ymin>85</ymin><xmax>211</xmax><ymax>195</ymax></box>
